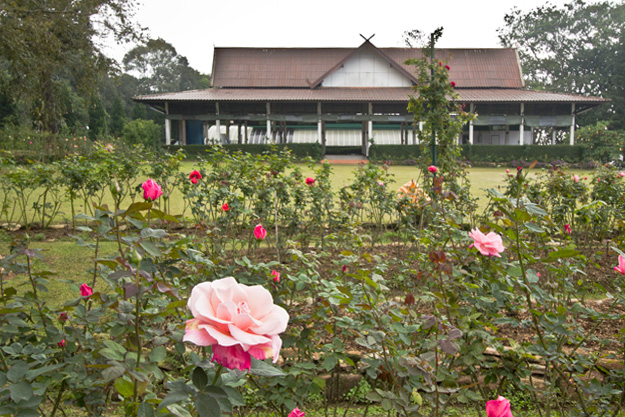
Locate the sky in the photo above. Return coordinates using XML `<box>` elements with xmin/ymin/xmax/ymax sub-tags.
<box><xmin>106</xmin><ymin>0</ymin><xmax>577</xmax><ymax>75</ymax></box>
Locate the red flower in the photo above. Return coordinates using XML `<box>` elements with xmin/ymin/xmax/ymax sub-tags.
<box><xmin>222</xmin><ymin>203</ymin><xmax>230</xmax><ymax>211</ymax></box>
<box><xmin>428</xmin><ymin>165</ymin><xmax>438</xmax><ymax>173</ymax></box>
<box><xmin>59</xmin><ymin>312</ymin><xmax>68</xmax><ymax>323</ymax></box>
<box><xmin>445</xmin><ymin>65</ymin><xmax>450</xmax><ymax>70</ymax></box>
<box><xmin>450</xmin><ymin>81</ymin><xmax>456</xmax><ymax>87</ymax></box>
<box><xmin>189</xmin><ymin>170</ymin><xmax>202</xmax><ymax>184</ymax></box>
<box><xmin>271</xmin><ymin>270</ymin><xmax>280</xmax><ymax>283</ymax></box>
<box><xmin>57</xmin><ymin>339</ymin><xmax>66</xmax><ymax>348</ymax></box>
<box><xmin>305</xmin><ymin>177</ymin><xmax>315</xmax><ymax>186</ymax></box>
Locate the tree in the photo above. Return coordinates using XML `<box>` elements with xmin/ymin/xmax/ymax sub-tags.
<box><xmin>109</xmin><ymin>95</ymin><xmax>127</xmax><ymax>138</ymax></box>
<box><xmin>498</xmin><ymin>0</ymin><xmax>625</xmax><ymax>126</ymax></box>
<box><xmin>123</xmin><ymin>38</ymin><xmax>210</xmax><ymax>94</ymax></box>
<box><xmin>0</xmin><ymin>0</ymin><xmax>140</xmax><ymax>133</ymax></box>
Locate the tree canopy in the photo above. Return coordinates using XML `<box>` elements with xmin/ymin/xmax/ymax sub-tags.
<box><xmin>498</xmin><ymin>0</ymin><xmax>625</xmax><ymax>127</ymax></box>
<box><xmin>0</xmin><ymin>0</ymin><xmax>140</xmax><ymax>132</ymax></box>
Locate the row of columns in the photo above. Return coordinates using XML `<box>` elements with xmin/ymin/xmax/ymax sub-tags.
<box><xmin>164</xmin><ymin>101</ymin><xmax>578</xmax><ymax>146</ymax></box>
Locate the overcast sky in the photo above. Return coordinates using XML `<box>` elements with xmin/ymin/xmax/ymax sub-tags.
<box><xmin>106</xmin><ymin>0</ymin><xmax>579</xmax><ymax>75</ymax></box>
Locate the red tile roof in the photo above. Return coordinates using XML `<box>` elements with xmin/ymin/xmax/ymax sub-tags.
<box><xmin>135</xmin><ymin>87</ymin><xmax>607</xmax><ymax>104</ymax></box>
<box><xmin>211</xmin><ymin>46</ymin><xmax>525</xmax><ymax>89</ymax></box>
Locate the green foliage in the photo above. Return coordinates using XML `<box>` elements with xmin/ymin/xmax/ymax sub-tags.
<box><xmin>0</xmin><ymin>0</ymin><xmax>140</xmax><ymax>132</ymax></box>
<box><xmin>577</xmin><ymin>122</ymin><xmax>625</xmax><ymax>163</ymax></box>
<box><xmin>498</xmin><ymin>0</ymin><xmax>624</xmax><ymax>126</ymax></box>
<box><xmin>122</xmin><ymin>119</ymin><xmax>161</xmax><ymax>148</ymax></box>
<box><xmin>163</xmin><ymin>143</ymin><xmax>324</xmax><ymax>160</ymax></box>
<box><xmin>369</xmin><ymin>145</ymin><xmax>421</xmax><ymax>162</ymax></box>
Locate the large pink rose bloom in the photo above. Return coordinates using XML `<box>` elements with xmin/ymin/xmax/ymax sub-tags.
<box><xmin>469</xmin><ymin>228</ymin><xmax>505</xmax><ymax>257</ymax></box>
<box><xmin>184</xmin><ymin>277</ymin><xmax>289</xmax><ymax>371</ymax></box>
<box><xmin>486</xmin><ymin>396</ymin><xmax>514</xmax><ymax>417</ymax></box>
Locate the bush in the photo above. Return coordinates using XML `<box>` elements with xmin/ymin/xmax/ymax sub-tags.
<box><xmin>121</xmin><ymin>119</ymin><xmax>161</xmax><ymax>148</ymax></box>
<box><xmin>162</xmin><ymin>143</ymin><xmax>323</xmax><ymax>160</ymax></box>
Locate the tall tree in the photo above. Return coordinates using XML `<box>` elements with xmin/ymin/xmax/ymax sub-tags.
<box><xmin>498</xmin><ymin>0</ymin><xmax>625</xmax><ymax>126</ymax></box>
<box><xmin>123</xmin><ymin>38</ymin><xmax>210</xmax><ymax>94</ymax></box>
<box><xmin>0</xmin><ymin>0</ymin><xmax>140</xmax><ymax>133</ymax></box>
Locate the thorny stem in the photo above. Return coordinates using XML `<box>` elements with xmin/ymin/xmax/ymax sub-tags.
<box><xmin>133</xmin><ymin>262</ymin><xmax>142</xmax><ymax>404</ymax></box>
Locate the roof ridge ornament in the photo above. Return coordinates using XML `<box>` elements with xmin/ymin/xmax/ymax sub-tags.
<box><xmin>359</xmin><ymin>34</ymin><xmax>375</xmax><ymax>42</ymax></box>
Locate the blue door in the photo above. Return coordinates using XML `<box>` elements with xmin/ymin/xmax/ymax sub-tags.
<box><xmin>186</xmin><ymin>120</ymin><xmax>204</xmax><ymax>145</ymax></box>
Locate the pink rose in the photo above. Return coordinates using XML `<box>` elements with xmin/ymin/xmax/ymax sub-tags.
<box><xmin>254</xmin><ymin>224</ymin><xmax>267</xmax><ymax>240</ymax></box>
<box><xmin>57</xmin><ymin>339</ymin><xmax>66</xmax><ymax>348</ymax></box>
<box><xmin>59</xmin><ymin>312</ymin><xmax>68</xmax><ymax>323</ymax></box>
<box><xmin>428</xmin><ymin>165</ymin><xmax>438</xmax><ymax>173</ymax></box>
<box><xmin>80</xmin><ymin>283</ymin><xmax>93</xmax><ymax>298</ymax></box>
<box><xmin>450</xmin><ymin>81</ymin><xmax>456</xmax><ymax>87</ymax></box>
<box><xmin>469</xmin><ymin>228</ymin><xmax>505</xmax><ymax>257</ymax></box>
<box><xmin>142</xmin><ymin>179</ymin><xmax>163</xmax><ymax>201</ymax></box>
<box><xmin>584</xmin><ymin>176</ymin><xmax>587</xmax><ymax>180</ymax></box>
<box><xmin>445</xmin><ymin>65</ymin><xmax>450</xmax><ymax>70</ymax></box>
<box><xmin>305</xmin><ymin>177</ymin><xmax>315</xmax><ymax>186</ymax></box>
<box><xmin>506</xmin><ymin>169</ymin><xmax>510</xmax><ymax>173</ymax></box>
<box><xmin>564</xmin><ymin>224</ymin><xmax>572</xmax><ymax>235</ymax></box>
<box><xmin>614</xmin><ymin>255</ymin><xmax>625</xmax><ymax>274</ymax></box>
<box><xmin>573</xmin><ymin>175</ymin><xmax>579</xmax><ymax>183</ymax></box>
<box><xmin>342</xmin><ymin>265</ymin><xmax>347</xmax><ymax>273</ymax></box>
<box><xmin>288</xmin><ymin>408</ymin><xmax>305</xmax><ymax>417</ymax></box>
<box><xmin>222</xmin><ymin>203</ymin><xmax>230</xmax><ymax>212</ymax></box>
<box><xmin>271</xmin><ymin>270</ymin><xmax>280</xmax><ymax>283</ymax></box>
<box><xmin>620</xmin><ymin>172</ymin><xmax>625</xmax><ymax>177</ymax></box>
<box><xmin>486</xmin><ymin>396</ymin><xmax>513</xmax><ymax>417</ymax></box>
<box><xmin>189</xmin><ymin>170</ymin><xmax>202</xmax><ymax>184</ymax></box>
<box><xmin>183</xmin><ymin>277</ymin><xmax>289</xmax><ymax>371</ymax></box>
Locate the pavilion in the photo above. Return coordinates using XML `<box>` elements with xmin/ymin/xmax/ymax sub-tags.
<box><xmin>134</xmin><ymin>38</ymin><xmax>607</xmax><ymax>155</ymax></box>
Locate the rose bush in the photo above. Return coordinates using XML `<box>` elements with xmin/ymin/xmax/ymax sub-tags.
<box><xmin>183</xmin><ymin>277</ymin><xmax>289</xmax><ymax>371</ymax></box>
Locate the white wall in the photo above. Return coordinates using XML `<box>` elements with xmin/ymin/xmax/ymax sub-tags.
<box><xmin>323</xmin><ymin>49</ymin><xmax>413</xmax><ymax>87</ymax></box>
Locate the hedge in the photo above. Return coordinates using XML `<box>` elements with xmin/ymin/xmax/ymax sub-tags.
<box><xmin>460</xmin><ymin>144</ymin><xmax>584</xmax><ymax>163</ymax></box>
<box><xmin>370</xmin><ymin>144</ymin><xmax>585</xmax><ymax>164</ymax></box>
<box><xmin>162</xmin><ymin>143</ymin><xmax>323</xmax><ymax>160</ymax></box>
<box><xmin>324</xmin><ymin>146</ymin><xmax>364</xmax><ymax>155</ymax></box>
<box><xmin>369</xmin><ymin>145</ymin><xmax>422</xmax><ymax>161</ymax></box>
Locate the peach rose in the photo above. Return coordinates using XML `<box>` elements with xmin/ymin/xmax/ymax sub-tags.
<box><xmin>183</xmin><ymin>277</ymin><xmax>289</xmax><ymax>371</ymax></box>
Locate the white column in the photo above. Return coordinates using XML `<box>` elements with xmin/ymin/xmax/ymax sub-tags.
<box><xmin>519</xmin><ymin>103</ymin><xmax>525</xmax><ymax>146</ymax></box>
<box><xmin>317</xmin><ymin>102</ymin><xmax>322</xmax><ymax>143</ymax></box>
<box><xmin>552</xmin><ymin>129</ymin><xmax>556</xmax><ymax>145</ymax></box>
<box><xmin>368</xmin><ymin>102</ymin><xmax>373</xmax><ymax>140</ymax></box>
<box><xmin>266</xmin><ymin>102</ymin><xmax>271</xmax><ymax>143</ymax></box>
<box><xmin>164</xmin><ymin>102</ymin><xmax>171</xmax><ymax>145</ymax></box>
<box><xmin>570</xmin><ymin>103</ymin><xmax>575</xmax><ymax>145</ymax></box>
<box><xmin>469</xmin><ymin>103</ymin><xmax>474</xmax><ymax>145</ymax></box>
<box><xmin>418</xmin><ymin>121</ymin><xmax>423</xmax><ymax>144</ymax></box>
<box><xmin>215</xmin><ymin>102</ymin><xmax>221</xmax><ymax>145</ymax></box>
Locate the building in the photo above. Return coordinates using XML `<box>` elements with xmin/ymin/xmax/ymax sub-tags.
<box><xmin>134</xmin><ymin>38</ymin><xmax>607</xmax><ymax>154</ymax></box>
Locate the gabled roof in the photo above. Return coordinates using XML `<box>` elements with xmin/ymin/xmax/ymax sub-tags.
<box><xmin>211</xmin><ymin>41</ymin><xmax>525</xmax><ymax>89</ymax></box>
<box><xmin>309</xmin><ymin>40</ymin><xmax>418</xmax><ymax>88</ymax></box>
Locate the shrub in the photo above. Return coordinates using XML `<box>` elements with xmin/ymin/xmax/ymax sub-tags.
<box><xmin>121</xmin><ymin>119</ymin><xmax>161</xmax><ymax>148</ymax></box>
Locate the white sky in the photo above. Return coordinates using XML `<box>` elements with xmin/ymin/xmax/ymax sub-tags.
<box><xmin>106</xmin><ymin>0</ymin><xmax>580</xmax><ymax>75</ymax></box>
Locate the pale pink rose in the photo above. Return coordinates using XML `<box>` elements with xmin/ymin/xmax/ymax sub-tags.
<box><xmin>254</xmin><ymin>224</ymin><xmax>267</xmax><ymax>240</ymax></box>
<box><xmin>614</xmin><ymin>255</ymin><xmax>625</xmax><ymax>274</ymax></box>
<box><xmin>620</xmin><ymin>172</ymin><xmax>625</xmax><ymax>177</ymax></box>
<box><xmin>288</xmin><ymin>408</ymin><xmax>305</xmax><ymax>417</ymax></box>
<box><xmin>142</xmin><ymin>179</ymin><xmax>163</xmax><ymax>201</ymax></box>
<box><xmin>573</xmin><ymin>175</ymin><xmax>579</xmax><ymax>183</ymax></box>
<box><xmin>183</xmin><ymin>277</ymin><xmax>289</xmax><ymax>371</ymax></box>
<box><xmin>271</xmin><ymin>270</ymin><xmax>280</xmax><ymax>283</ymax></box>
<box><xmin>80</xmin><ymin>283</ymin><xmax>93</xmax><ymax>298</ymax></box>
<box><xmin>486</xmin><ymin>396</ymin><xmax>513</xmax><ymax>417</ymax></box>
<box><xmin>469</xmin><ymin>228</ymin><xmax>505</xmax><ymax>257</ymax></box>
